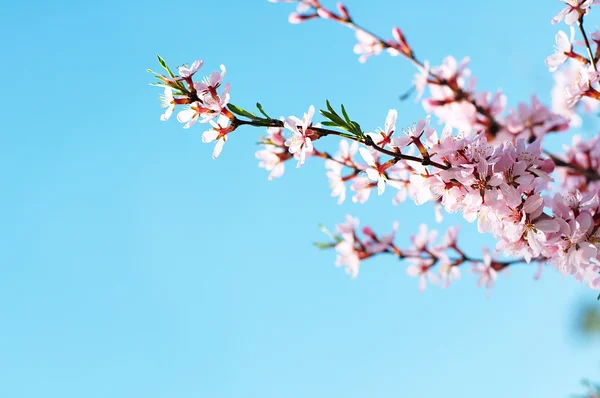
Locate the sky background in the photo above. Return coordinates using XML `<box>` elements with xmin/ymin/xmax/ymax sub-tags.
<box><xmin>1</xmin><ymin>0</ymin><xmax>600</xmax><ymax>397</ymax></box>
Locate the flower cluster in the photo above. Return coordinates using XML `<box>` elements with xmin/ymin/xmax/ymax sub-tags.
<box><xmin>150</xmin><ymin>0</ymin><xmax>600</xmax><ymax>294</ymax></box>
<box><xmin>320</xmin><ymin>216</ymin><xmax>511</xmax><ymax>293</ymax></box>
<box><xmin>554</xmin><ymin>134</ymin><xmax>600</xmax><ymax>193</ymax></box>
<box><xmin>151</xmin><ymin>59</ymin><xmax>235</xmax><ymax>159</ymax></box>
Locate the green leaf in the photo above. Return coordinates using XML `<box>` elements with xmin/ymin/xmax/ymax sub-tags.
<box><xmin>157</xmin><ymin>54</ymin><xmax>168</xmax><ymax>69</ymax></box>
<box><xmin>326</xmin><ymin>99</ymin><xmax>336</xmax><ymax>115</ymax></box>
<box><xmin>313</xmin><ymin>241</ymin><xmax>336</xmax><ymax>249</ymax></box>
<box><xmin>320</xmin><ymin>110</ymin><xmax>346</xmax><ymax>127</ymax></box>
<box><xmin>227</xmin><ymin>104</ymin><xmax>256</xmax><ymax>119</ymax></box>
<box><xmin>156</xmin><ymin>54</ymin><xmax>177</xmax><ymax>79</ymax></box>
<box><xmin>341</xmin><ymin>104</ymin><xmax>351</xmax><ymax>124</ymax></box>
<box><xmin>351</xmin><ymin>121</ymin><xmax>363</xmax><ymax>136</ymax></box>
<box><xmin>256</xmin><ymin>102</ymin><xmax>271</xmax><ymax>119</ymax></box>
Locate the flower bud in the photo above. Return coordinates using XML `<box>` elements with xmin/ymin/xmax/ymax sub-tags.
<box><xmin>316</xmin><ymin>8</ymin><xmax>340</xmax><ymax>21</ymax></box>
<box><xmin>362</xmin><ymin>226</ymin><xmax>375</xmax><ymax>237</ymax></box>
<box><xmin>289</xmin><ymin>12</ymin><xmax>319</xmax><ymax>24</ymax></box>
<box><xmin>337</xmin><ymin>2</ymin><xmax>351</xmax><ymax>21</ymax></box>
<box><xmin>392</xmin><ymin>27</ymin><xmax>412</xmax><ymax>56</ymax></box>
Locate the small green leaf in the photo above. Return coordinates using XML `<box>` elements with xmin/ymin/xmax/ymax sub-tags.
<box><xmin>351</xmin><ymin>121</ymin><xmax>363</xmax><ymax>135</ymax></box>
<box><xmin>156</xmin><ymin>55</ymin><xmax>177</xmax><ymax>79</ymax></box>
<box><xmin>256</xmin><ymin>102</ymin><xmax>271</xmax><ymax>119</ymax></box>
<box><xmin>341</xmin><ymin>104</ymin><xmax>351</xmax><ymax>124</ymax></box>
<box><xmin>227</xmin><ymin>104</ymin><xmax>256</xmax><ymax>119</ymax></box>
<box><xmin>318</xmin><ymin>224</ymin><xmax>336</xmax><ymax>240</ymax></box>
<box><xmin>157</xmin><ymin>54</ymin><xmax>168</xmax><ymax>69</ymax></box>
<box><xmin>320</xmin><ymin>110</ymin><xmax>346</xmax><ymax>127</ymax></box>
<box><xmin>326</xmin><ymin>99</ymin><xmax>336</xmax><ymax>115</ymax></box>
<box><xmin>313</xmin><ymin>241</ymin><xmax>336</xmax><ymax>249</ymax></box>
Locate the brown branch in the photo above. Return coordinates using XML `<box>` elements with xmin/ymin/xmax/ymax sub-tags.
<box><xmin>236</xmin><ymin>117</ymin><xmax>451</xmax><ymax>170</ymax></box>
<box><xmin>544</xmin><ymin>150</ymin><xmax>600</xmax><ymax>182</ymax></box>
<box><xmin>578</xmin><ymin>16</ymin><xmax>597</xmax><ymax>71</ymax></box>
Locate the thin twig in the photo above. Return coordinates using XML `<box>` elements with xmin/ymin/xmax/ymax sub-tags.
<box><xmin>578</xmin><ymin>17</ymin><xmax>597</xmax><ymax>71</ymax></box>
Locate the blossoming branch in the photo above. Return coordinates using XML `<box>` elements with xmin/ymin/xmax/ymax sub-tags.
<box><xmin>149</xmin><ymin>0</ymin><xmax>600</xmax><ymax>293</ymax></box>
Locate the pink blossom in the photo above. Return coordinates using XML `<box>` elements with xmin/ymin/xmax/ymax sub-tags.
<box><xmin>325</xmin><ymin>161</ymin><xmax>347</xmax><ymax>204</ymax></box>
<box><xmin>353</xmin><ymin>29</ymin><xmax>384</xmax><ymax>63</ymax></box>
<box><xmin>201</xmin><ymin>82</ymin><xmax>231</xmax><ymax>119</ymax></box>
<box><xmin>408</xmin><ymin>224</ymin><xmax>438</xmax><ymax>253</ymax></box>
<box><xmin>256</xmin><ymin>126</ymin><xmax>288</xmax><ymax>180</ymax></box>
<box><xmin>194</xmin><ymin>64</ymin><xmax>226</xmax><ymax>94</ymax></box>
<box><xmin>201</xmin><ymin>115</ymin><xmax>232</xmax><ymax>159</ymax></box>
<box><xmin>176</xmin><ymin>102</ymin><xmax>205</xmax><ymax>129</ymax></box>
<box><xmin>565</xmin><ymin>64</ymin><xmax>600</xmax><ymax>107</ymax></box>
<box><xmin>359</xmin><ymin>147</ymin><xmax>387</xmax><ymax>195</ymax></box>
<box><xmin>391</xmin><ymin>117</ymin><xmax>430</xmax><ymax>149</ymax></box>
<box><xmin>551</xmin><ymin>63</ymin><xmax>599</xmax><ymax>126</ymax></box>
<box><xmin>439</xmin><ymin>263</ymin><xmax>461</xmax><ymax>288</ymax></box>
<box><xmin>406</xmin><ymin>259</ymin><xmax>440</xmax><ymax>291</ymax></box>
<box><xmin>177</xmin><ymin>60</ymin><xmax>203</xmax><ymax>78</ymax></box>
<box><xmin>367</xmin><ymin>109</ymin><xmax>397</xmax><ymax>149</ymax></box>
<box><xmin>552</xmin><ymin>0</ymin><xmax>598</xmax><ymax>25</ymax></box>
<box><xmin>364</xmin><ymin>221</ymin><xmax>399</xmax><ymax>254</ymax></box>
<box><xmin>350</xmin><ymin>176</ymin><xmax>373</xmax><ymax>203</ymax></box>
<box><xmin>256</xmin><ymin>149</ymin><xmax>285</xmax><ymax>180</ymax></box>
<box><xmin>333</xmin><ymin>139</ymin><xmax>358</xmax><ymax>164</ymax></box>
<box><xmin>502</xmin><ymin>96</ymin><xmax>569</xmax><ymax>141</ymax></box>
<box><xmin>335</xmin><ymin>233</ymin><xmax>361</xmax><ymax>278</ymax></box>
<box><xmin>336</xmin><ymin>215</ymin><xmax>360</xmax><ymax>235</ymax></box>
<box><xmin>471</xmin><ymin>248</ymin><xmax>498</xmax><ymax>293</ymax></box>
<box><xmin>159</xmin><ymin>88</ymin><xmax>175</xmax><ymax>121</ymax></box>
<box><xmin>546</xmin><ymin>28</ymin><xmax>574</xmax><ymax>72</ymax></box>
<box><xmin>413</xmin><ymin>61</ymin><xmax>430</xmax><ymax>100</ymax></box>
<box><xmin>284</xmin><ymin>105</ymin><xmax>316</xmax><ymax>167</ymax></box>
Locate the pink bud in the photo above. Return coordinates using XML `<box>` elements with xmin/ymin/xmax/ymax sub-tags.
<box><xmin>362</xmin><ymin>226</ymin><xmax>375</xmax><ymax>237</ymax></box>
<box><xmin>337</xmin><ymin>2</ymin><xmax>350</xmax><ymax>20</ymax></box>
<box><xmin>392</xmin><ymin>27</ymin><xmax>412</xmax><ymax>56</ymax></box>
<box><xmin>288</xmin><ymin>12</ymin><xmax>304</xmax><ymax>24</ymax></box>
<box><xmin>316</xmin><ymin>8</ymin><xmax>340</xmax><ymax>21</ymax></box>
<box><xmin>288</xmin><ymin>12</ymin><xmax>318</xmax><ymax>24</ymax></box>
<box><xmin>392</xmin><ymin>27</ymin><xmax>404</xmax><ymax>43</ymax></box>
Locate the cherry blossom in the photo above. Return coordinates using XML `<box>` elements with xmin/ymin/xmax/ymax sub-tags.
<box><xmin>151</xmin><ymin>0</ymin><xmax>600</xmax><ymax>293</ymax></box>
<box><xmin>201</xmin><ymin>115</ymin><xmax>233</xmax><ymax>159</ymax></box>
<box><xmin>406</xmin><ymin>259</ymin><xmax>440</xmax><ymax>292</ymax></box>
<box><xmin>546</xmin><ymin>28</ymin><xmax>575</xmax><ymax>71</ymax></box>
<box><xmin>256</xmin><ymin>149</ymin><xmax>285</xmax><ymax>180</ymax></box>
<box><xmin>471</xmin><ymin>248</ymin><xmax>498</xmax><ymax>293</ymax></box>
<box><xmin>353</xmin><ymin>30</ymin><xmax>384</xmax><ymax>63</ymax></box>
<box><xmin>284</xmin><ymin>105</ymin><xmax>316</xmax><ymax>167</ymax></box>
<box><xmin>256</xmin><ymin>126</ymin><xmax>289</xmax><ymax>180</ymax></box>
<box><xmin>367</xmin><ymin>109</ymin><xmax>397</xmax><ymax>148</ymax></box>
<box><xmin>177</xmin><ymin>59</ymin><xmax>203</xmax><ymax>79</ymax></box>
<box><xmin>358</xmin><ymin>147</ymin><xmax>387</xmax><ymax>195</ymax></box>
<box><xmin>552</xmin><ymin>0</ymin><xmax>598</xmax><ymax>25</ymax></box>
<box><xmin>565</xmin><ymin>64</ymin><xmax>600</xmax><ymax>106</ymax></box>
<box><xmin>159</xmin><ymin>88</ymin><xmax>175</xmax><ymax>121</ymax></box>
<box><xmin>176</xmin><ymin>102</ymin><xmax>205</xmax><ymax>129</ymax></box>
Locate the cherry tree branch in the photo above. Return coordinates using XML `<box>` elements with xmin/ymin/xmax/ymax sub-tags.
<box><xmin>277</xmin><ymin>0</ymin><xmax>597</xmax><ymax>187</ymax></box>
<box><xmin>543</xmin><ymin>150</ymin><xmax>600</xmax><ymax>181</ymax></box>
<box><xmin>579</xmin><ymin>16</ymin><xmax>597</xmax><ymax>71</ymax></box>
<box><xmin>235</xmin><ymin>116</ymin><xmax>451</xmax><ymax>170</ymax></box>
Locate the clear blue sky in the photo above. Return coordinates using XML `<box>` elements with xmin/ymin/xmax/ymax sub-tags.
<box><xmin>0</xmin><ymin>0</ymin><xmax>599</xmax><ymax>397</ymax></box>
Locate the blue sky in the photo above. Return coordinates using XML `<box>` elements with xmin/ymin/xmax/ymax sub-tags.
<box><xmin>0</xmin><ymin>0</ymin><xmax>599</xmax><ymax>397</ymax></box>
